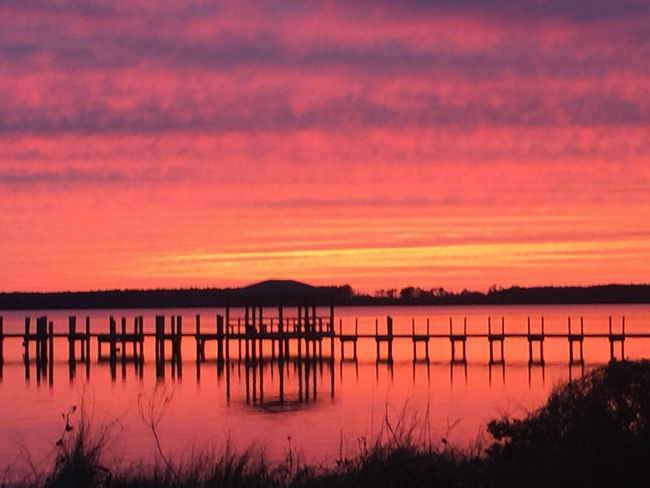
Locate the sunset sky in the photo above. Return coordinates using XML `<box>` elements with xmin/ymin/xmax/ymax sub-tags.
<box><xmin>1</xmin><ymin>0</ymin><xmax>649</xmax><ymax>293</ymax></box>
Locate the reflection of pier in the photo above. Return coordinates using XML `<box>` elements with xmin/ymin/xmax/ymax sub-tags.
<box><xmin>195</xmin><ymin>302</ymin><xmax>337</xmax><ymax>406</ymax></box>
<box><xmin>234</xmin><ymin>355</ymin><xmax>334</xmax><ymax>407</ymax></box>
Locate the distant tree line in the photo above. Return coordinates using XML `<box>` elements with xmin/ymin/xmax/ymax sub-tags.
<box><xmin>344</xmin><ymin>284</ymin><xmax>650</xmax><ymax>306</ymax></box>
<box><xmin>1</xmin><ymin>283</ymin><xmax>650</xmax><ymax>310</ymax></box>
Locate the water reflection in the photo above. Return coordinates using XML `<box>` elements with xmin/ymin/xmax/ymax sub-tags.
<box><xmin>528</xmin><ymin>362</ymin><xmax>546</xmax><ymax>386</ymax></box>
<box><xmin>488</xmin><ymin>362</ymin><xmax>506</xmax><ymax>385</ymax></box>
<box><xmin>3</xmin><ymin>305</ymin><xmax>650</xmax><ymax>469</ymax></box>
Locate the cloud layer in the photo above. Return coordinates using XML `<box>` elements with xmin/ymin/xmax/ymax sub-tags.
<box><xmin>1</xmin><ymin>0</ymin><xmax>649</xmax><ymax>291</ymax></box>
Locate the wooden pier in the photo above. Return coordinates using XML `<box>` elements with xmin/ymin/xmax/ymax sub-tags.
<box><xmin>1</xmin><ymin>310</ymin><xmax>650</xmax><ymax>386</ymax></box>
<box><xmin>412</xmin><ymin>318</ymin><xmax>430</xmax><ymax>362</ymax></box>
<box><xmin>488</xmin><ymin>317</ymin><xmax>505</xmax><ymax>365</ymax></box>
<box><xmin>527</xmin><ymin>317</ymin><xmax>545</xmax><ymax>365</ymax></box>
<box><xmin>449</xmin><ymin>318</ymin><xmax>467</xmax><ymax>364</ymax></box>
<box><xmin>97</xmin><ymin>316</ymin><xmax>144</xmax><ymax>362</ymax></box>
<box><xmin>375</xmin><ymin>316</ymin><xmax>393</xmax><ymax>362</ymax></box>
<box><xmin>339</xmin><ymin>318</ymin><xmax>359</xmax><ymax>361</ymax></box>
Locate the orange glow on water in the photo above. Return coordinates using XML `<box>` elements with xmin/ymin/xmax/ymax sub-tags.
<box><xmin>1</xmin><ymin>304</ymin><xmax>650</xmax><ymax>468</ymax></box>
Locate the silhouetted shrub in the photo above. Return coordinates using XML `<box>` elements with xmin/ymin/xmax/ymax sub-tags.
<box><xmin>44</xmin><ymin>406</ymin><xmax>112</xmax><ymax>488</ymax></box>
<box><xmin>486</xmin><ymin>360</ymin><xmax>650</xmax><ymax>487</ymax></box>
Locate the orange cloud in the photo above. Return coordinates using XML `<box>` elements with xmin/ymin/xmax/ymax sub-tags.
<box><xmin>1</xmin><ymin>0</ymin><xmax>649</xmax><ymax>292</ymax></box>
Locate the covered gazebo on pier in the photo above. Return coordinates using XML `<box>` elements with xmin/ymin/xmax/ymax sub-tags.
<box><xmin>192</xmin><ymin>280</ymin><xmax>337</xmax><ymax>366</ymax></box>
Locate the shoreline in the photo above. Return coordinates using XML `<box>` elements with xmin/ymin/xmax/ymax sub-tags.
<box><xmin>2</xmin><ymin>283</ymin><xmax>650</xmax><ymax>310</ymax></box>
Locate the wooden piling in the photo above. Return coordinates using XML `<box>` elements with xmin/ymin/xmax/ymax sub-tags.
<box><xmin>318</xmin><ymin>317</ymin><xmax>324</xmax><ymax>358</ymax></box>
<box><xmin>85</xmin><ymin>317</ymin><xmax>91</xmax><ymax>363</ymax></box>
<box><xmin>412</xmin><ymin>318</ymin><xmax>430</xmax><ymax>362</ymax></box>
<box><xmin>109</xmin><ymin>317</ymin><xmax>117</xmax><ymax>364</ymax></box>
<box><xmin>278</xmin><ymin>357</ymin><xmax>285</xmax><ymax>403</ymax></box>
<box><xmin>277</xmin><ymin>306</ymin><xmax>284</xmax><ymax>359</ymax></box>
<box><xmin>170</xmin><ymin>316</ymin><xmax>176</xmax><ymax>364</ymax></box>
<box><xmin>23</xmin><ymin>317</ymin><xmax>31</xmax><ymax>364</ymax></box>
<box><xmin>48</xmin><ymin>320</ymin><xmax>54</xmax><ymax>362</ymax></box>
<box><xmin>225</xmin><ymin>315</ymin><xmax>231</xmax><ymax>364</ymax></box>
<box><xmin>195</xmin><ymin>315</ymin><xmax>203</xmax><ymax>362</ymax></box>
<box><xmin>132</xmin><ymin>317</ymin><xmax>137</xmax><ymax>359</ymax></box>
<box><xmin>244</xmin><ymin>319</ymin><xmax>250</xmax><ymax>365</ymax></box>
<box><xmin>158</xmin><ymin>316</ymin><xmax>166</xmax><ymax>377</ymax></box>
<box><xmin>155</xmin><ymin>315</ymin><xmax>163</xmax><ymax>361</ymax></box>
<box><xmin>568</xmin><ymin>317</ymin><xmax>585</xmax><ymax>364</ymax></box>
<box><xmin>235</xmin><ymin>317</ymin><xmax>242</xmax><ymax>358</ymax></box>
<box><xmin>488</xmin><ymin>317</ymin><xmax>505</xmax><ymax>365</ymax></box>
<box><xmin>375</xmin><ymin>316</ymin><xmax>393</xmax><ymax>362</ymax></box>
<box><xmin>609</xmin><ymin>316</ymin><xmax>625</xmax><ymax>361</ymax></box>
<box><xmin>48</xmin><ymin>321</ymin><xmax>54</xmax><ymax>384</ymax></box>
<box><xmin>0</xmin><ymin>316</ymin><xmax>4</xmax><ymax>370</ymax></box>
<box><xmin>217</xmin><ymin>315</ymin><xmax>225</xmax><ymax>364</ymax></box>
<box><xmin>176</xmin><ymin>316</ymin><xmax>183</xmax><ymax>363</ymax></box>
<box><xmin>527</xmin><ymin>317</ymin><xmax>545</xmax><ymax>365</ymax></box>
<box><xmin>121</xmin><ymin>317</ymin><xmax>128</xmax><ymax>366</ymax></box>
<box><xmin>297</xmin><ymin>323</ymin><xmax>303</xmax><ymax>363</ymax></box>
<box><xmin>175</xmin><ymin>316</ymin><xmax>183</xmax><ymax>377</ymax></box>
<box><xmin>31</xmin><ymin>317</ymin><xmax>37</xmax><ymax>366</ymax></box>
<box><xmin>36</xmin><ymin>316</ymin><xmax>48</xmax><ymax>370</ymax></box>
<box><xmin>329</xmin><ymin>318</ymin><xmax>335</xmax><ymax>362</ymax></box>
<box><xmin>297</xmin><ymin>307</ymin><xmax>302</xmax><ymax>334</ymax></box>
<box><xmin>258</xmin><ymin>325</ymin><xmax>264</xmax><ymax>366</ymax></box>
<box><xmin>68</xmin><ymin>317</ymin><xmax>76</xmax><ymax>364</ymax></box>
<box><xmin>449</xmin><ymin>318</ymin><xmax>467</xmax><ymax>364</ymax></box>
<box><xmin>250</xmin><ymin>317</ymin><xmax>257</xmax><ymax>365</ymax></box>
<box><xmin>340</xmin><ymin>318</ymin><xmax>358</xmax><ymax>361</ymax></box>
<box><xmin>169</xmin><ymin>316</ymin><xmax>177</xmax><ymax>377</ymax></box>
<box><xmin>270</xmin><ymin>318</ymin><xmax>276</xmax><ymax>360</ymax></box>
<box><xmin>136</xmin><ymin>316</ymin><xmax>144</xmax><ymax>361</ymax></box>
<box><xmin>224</xmin><ymin>306</ymin><xmax>231</xmax><ymax>360</ymax></box>
<box><xmin>284</xmin><ymin>320</ymin><xmax>291</xmax><ymax>360</ymax></box>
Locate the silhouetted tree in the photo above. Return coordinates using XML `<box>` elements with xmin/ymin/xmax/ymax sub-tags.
<box><xmin>336</xmin><ymin>285</ymin><xmax>355</xmax><ymax>300</ymax></box>
<box><xmin>400</xmin><ymin>287</ymin><xmax>416</xmax><ymax>300</ymax></box>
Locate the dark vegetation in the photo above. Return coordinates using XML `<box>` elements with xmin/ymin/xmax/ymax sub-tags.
<box><xmin>485</xmin><ymin>359</ymin><xmax>650</xmax><ymax>488</ymax></box>
<box><xmin>8</xmin><ymin>360</ymin><xmax>650</xmax><ymax>487</ymax></box>
<box><xmin>351</xmin><ymin>283</ymin><xmax>650</xmax><ymax>306</ymax></box>
<box><xmin>2</xmin><ymin>280</ymin><xmax>650</xmax><ymax>310</ymax></box>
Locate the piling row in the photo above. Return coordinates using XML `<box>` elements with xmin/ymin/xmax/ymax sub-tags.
<box><xmin>0</xmin><ymin>313</ymin><xmax>645</xmax><ymax>384</ymax></box>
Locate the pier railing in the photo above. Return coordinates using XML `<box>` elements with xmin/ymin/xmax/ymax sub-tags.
<box><xmin>225</xmin><ymin>315</ymin><xmax>334</xmax><ymax>336</ymax></box>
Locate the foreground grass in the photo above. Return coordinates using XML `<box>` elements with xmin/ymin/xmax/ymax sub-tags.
<box><xmin>9</xmin><ymin>360</ymin><xmax>650</xmax><ymax>488</ymax></box>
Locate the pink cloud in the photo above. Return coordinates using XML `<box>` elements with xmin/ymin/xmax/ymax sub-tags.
<box><xmin>1</xmin><ymin>0</ymin><xmax>649</xmax><ymax>291</ymax></box>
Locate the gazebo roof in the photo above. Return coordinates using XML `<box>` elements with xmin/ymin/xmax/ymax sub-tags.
<box><xmin>224</xmin><ymin>280</ymin><xmax>336</xmax><ymax>306</ymax></box>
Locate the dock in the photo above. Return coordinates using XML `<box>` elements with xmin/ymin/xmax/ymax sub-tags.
<box><xmin>2</xmin><ymin>306</ymin><xmax>650</xmax><ymax>406</ymax></box>
<box><xmin>1</xmin><ymin>311</ymin><xmax>646</xmax><ymax>374</ymax></box>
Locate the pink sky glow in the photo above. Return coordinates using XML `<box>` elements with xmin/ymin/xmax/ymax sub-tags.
<box><xmin>1</xmin><ymin>0</ymin><xmax>649</xmax><ymax>293</ymax></box>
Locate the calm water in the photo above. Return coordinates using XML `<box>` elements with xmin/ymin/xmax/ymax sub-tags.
<box><xmin>1</xmin><ymin>304</ymin><xmax>650</xmax><ymax>474</ymax></box>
